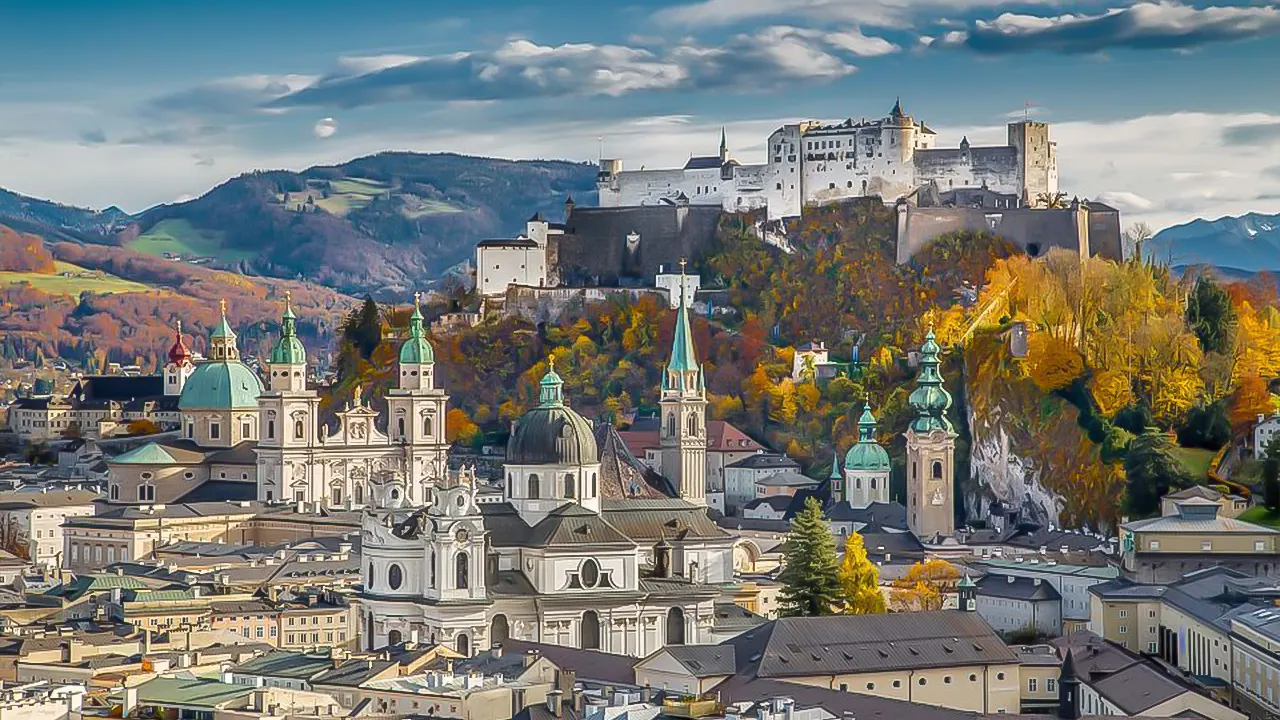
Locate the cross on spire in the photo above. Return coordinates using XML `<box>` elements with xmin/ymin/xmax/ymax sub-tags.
<box><xmin>284</xmin><ymin>290</ymin><xmax>292</xmax><ymax>309</ymax></box>
<box><xmin>413</xmin><ymin>291</ymin><xmax>422</xmax><ymax>309</ymax></box>
<box><xmin>219</xmin><ymin>298</ymin><xmax>227</xmax><ymax>316</ymax></box>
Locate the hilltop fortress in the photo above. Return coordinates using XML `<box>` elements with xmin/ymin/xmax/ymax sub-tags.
<box><xmin>598</xmin><ymin>100</ymin><xmax>1058</xmax><ymax>220</ymax></box>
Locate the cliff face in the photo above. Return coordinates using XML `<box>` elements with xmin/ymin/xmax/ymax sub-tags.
<box><xmin>962</xmin><ymin>331</ymin><xmax>1124</xmax><ymax>531</ymax></box>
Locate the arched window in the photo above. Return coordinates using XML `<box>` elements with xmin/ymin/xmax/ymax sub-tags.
<box><xmin>507</xmin><ymin>473</ymin><xmax>513</xmax><ymax>497</ymax></box>
<box><xmin>429</xmin><ymin>550</ymin><xmax>437</xmax><ymax>589</ymax></box>
<box><xmin>564</xmin><ymin>473</ymin><xmax>575</xmax><ymax>499</ymax></box>
<box><xmin>355</xmin><ymin>485</ymin><xmax>364</xmax><ymax>505</ymax></box>
<box><xmin>366</xmin><ymin>613</ymin><xmax>375</xmax><ymax>651</ymax></box>
<box><xmin>687</xmin><ymin>411</ymin><xmax>698</xmax><ymax>436</ymax></box>
<box><xmin>491</xmin><ymin>615</ymin><xmax>510</xmax><ymax>644</ymax></box>
<box><xmin>455</xmin><ymin>552</ymin><xmax>469</xmax><ymax>590</ymax></box>
<box><xmin>932</xmin><ymin>461</ymin><xmax>943</xmax><ymax>479</ymax></box>
<box><xmin>591</xmin><ymin>473</ymin><xmax>597</xmax><ymax>498</ymax></box>
<box><xmin>528</xmin><ymin>474</ymin><xmax>540</xmax><ymax>500</ymax></box>
<box><xmin>581</xmin><ymin>611</ymin><xmax>600</xmax><ymax>650</ymax></box>
<box><xmin>388</xmin><ymin>564</ymin><xmax>404</xmax><ymax>590</ymax></box>
<box><xmin>387</xmin><ymin>629</ymin><xmax>402</xmax><ymax>646</ymax></box>
<box><xmin>294</xmin><ymin>420</ymin><xmax>305</xmax><ymax>440</ymax></box>
<box><xmin>666</xmin><ymin>412</ymin><xmax>676</xmax><ymax>437</ymax></box>
<box><xmin>666</xmin><ymin>607</ymin><xmax>686</xmax><ymax>645</ymax></box>
<box><xmin>137</xmin><ymin>484</ymin><xmax>155</xmax><ymax>502</ymax></box>
<box><xmin>455</xmin><ymin>633</ymin><xmax>470</xmax><ymax>657</ymax></box>
<box><xmin>423</xmin><ymin>415</ymin><xmax>433</xmax><ymax>437</ymax></box>
<box><xmin>367</xmin><ymin>563</ymin><xmax>375</xmax><ymax>588</ymax></box>
<box><xmin>267</xmin><ymin>420</ymin><xmax>275</xmax><ymax>439</ymax></box>
<box><xmin>397</xmin><ymin>418</ymin><xmax>405</xmax><ymax>437</ymax></box>
<box><xmin>870</xmin><ymin>478</ymin><xmax>877</xmax><ymax>490</ymax></box>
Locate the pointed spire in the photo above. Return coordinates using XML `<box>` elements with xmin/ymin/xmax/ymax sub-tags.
<box><xmin>908</xmin><ymin>327</ymin><xmax>954</xmax><ymax>432</ymax></box>
<box><xmin>538</xmin><ymin>354</ymin><xmax>564</xmax><ymax>408</ymax></box>
<box><xmin>208</xmin><ymin>298</ymin><xmax>240</xmax><ymax>361</ymax></box>
<box><xmin>829</xmin><ymin>449</ymin><xmax>842</xmax><ymax>480</ymax></box>
<box><xmin>719</xmin><ymin>127</ymin><xmax>729</xmax><ymax>161</ymax></box>
<box><xmin>211</xmin><ymin>299</ymin><xmax>235</xmax><ymax>339</ymax></box>
<box><xmin>399</xmin><ymin>291</ymin><xmax>434</xmax><ymax>365</ymax></box>
<box><xmin>891</xmin><ymin>97</ymin><xmax>905</xmax><ymax>118</ymax></box>
<box><xmin>167</xmin><ymin>319</ymin><xmax>192</xmax><ymax>365</ymax></box>
<box><xmin>270</xmin><ymin>292</ymin><xmax>306</xmax><ymax>366</ymax></box>
<box><xmin>664</xmin><ymin>258</ymin><xmax>702</xmax><ymax>394</ymax></box>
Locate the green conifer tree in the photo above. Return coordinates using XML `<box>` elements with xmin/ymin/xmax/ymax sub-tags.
<box><xmin>778</xmin><ymin>497</ymin><xmax>841</xmax><ymax>617</ymax></box>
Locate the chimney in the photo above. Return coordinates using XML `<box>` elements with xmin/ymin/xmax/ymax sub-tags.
<box><xmin>547</xmin><ymin>689</ymin><xmax>563</xmax><ymax>717</ymax></box>
<box><xmin>492</xmin><ymin>643</ymin><xmax>503</xmax><ymax>658</ymax></box>
<box><xmin>641</xmin><ymin>683</ymin><xmax>652</xmax><ymax>703</ymax></box>
<box><xmin>573</xmin><ymin>685</ymin><xmax>585</xmax><ymax>714</ymax></box>
<box><xmin>523</xmin><ymin>649</ymin><xmax>538</xmax><ymax>668</ymax></box>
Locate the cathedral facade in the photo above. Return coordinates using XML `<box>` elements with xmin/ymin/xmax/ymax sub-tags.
<box><xmin>597</xmin><ymin>101</ymin><xmax>1058</xmax><ymax>220</ymax></box>
<box><xmin>358</xmin><ymin>273</ymin><xmax>734</xmax><ymax>657</ymax></box>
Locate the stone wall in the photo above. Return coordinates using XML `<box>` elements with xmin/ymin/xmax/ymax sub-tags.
<box><xmin>895</xmin><ymin>202</ymin><xmax>1122</xmax><ymax>264</ymax></box>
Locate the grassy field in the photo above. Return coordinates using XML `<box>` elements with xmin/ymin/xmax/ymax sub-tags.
<box><xmin>0</xmin><ymin>261</ymin><xmax>149</xmax><ymax>295</ymax></box>
<box><xmin>1171</xmin><ymin>446</ymin><xmax>1216</xmax><ymax>480</ymax></box>
<box><xmin>313</xmin><ymin>177</ymin><xmax>393</xmax><ymax>216</ymax></box>
<box><xmin>1239</xmin><ymin>505</ymin><xmax>1280</xmax><ymax>528</ymax></box>
<box><xmin>128</xmin><ymin>219</ymin><xmax>253</xmax><ymax>262</ymax></box>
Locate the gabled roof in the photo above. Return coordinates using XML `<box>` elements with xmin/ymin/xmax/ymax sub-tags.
<box><xmin>110</xmin><ymin>443</ymin><xmax>179</xmax><ymax>465</ymax></box>
<box><xmin>133</xmin><ymin>677</ymin><xmax>255</xmax><ymax>709</ymax></box>
<box><xmin>726</xmin><ymin>454</ymin><xmax>799</xmax><ymax>471</ymax></box>
<box><xmin>594</xmin><ymin>422</ymin><xmax>674</xmax><ymax>500</ymax></box>
<box><xmin>231</xmin><ymin>650</ymin><xmax>334</xmax><ymax>679</ymax></box>
<box><xmin>661</xmin><ymin>644</ymin><xmax>737</xmax><ymax>676</ymax></box>
<box><xmin>743</xmin><ymin>496</ymin><xmax>792</xmax><ymax>513</ymax></box>
<box><xmin>975</xmin><ymin>574</ymin><xmax>1062</xmax><ymax>602</ymax></box>
<box><xmin>526</xmin><ymin>504</ymin><xmax>636</xmax><ymax>548</ymax></box>
<box><xmin>706</xmin><ymin>421</ymin><xmax>763</xmax><ymax>452</ymax></box>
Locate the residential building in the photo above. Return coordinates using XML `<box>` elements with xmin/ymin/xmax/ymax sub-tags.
<box><xmin>753</xmin><ymin>471</ymin><xmax>819</xmax><ymax>501</ymax></box>
<box><xmin>1120</xmin><ymin>497</ymin><xmax>1280</xmax><ymax>582</ymax></box>
<box><xmin>972</xmin><ymin>556</ymin><xmax>1119</xmax><ymax>632</ymax></box>
<box><xmin>0</xmin><ymin>680</ymin><xmax>85</xmax><ymax>720</ymax></box>
<box><xmin>1253</xmin><ymin>413</ymin><xmax>1280</xmax><ymax>458</ymax></box>
<box><xmin>723</xmin><ymin>455</ymin><xmax>799</xmax><ymax>516</ymax></box>
<box><xmin>791</xmin><ymin>342</ymin><xmax>841</xmax><ymax>381</ymax></box>
<box><xmin>1230</xmin><ymin>605</ymin><xmax>1280</xmax><ymax>718</ymax></box>
<box><xmin>973</xmin><ymin>573</ymin><xmax>1063</xmax><ymax>638</ymax></box>
<box><xmin>1161</xmin><ymin>486</ymin><xmax>1248</xmax><ymax>520</ymax></box>
<box><xmin>0</xmin><ymin>489</ymin><xmax>97</xmax><ymax>570</ymax></box>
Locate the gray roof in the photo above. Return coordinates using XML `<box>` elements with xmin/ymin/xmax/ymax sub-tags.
<box><xmin>1233</xmin><ymin>605</ymin><xmax>1280</xmax><ymax>641</ymax></box>
<box><xmin>975</xmin><ymin>574</ymin><xmax>1062</xmax><ymax>602</ymax></box>
<box><xmin>502</xmin><ymin>640</ymin><xmax>637</xmax><ymax>685</ymax></box>
<box><xmin>593</xmin><ymin>423</ymin><xmax>674</xmax><ymax>500</ymax></box>
<box><xmin>477</xmin><ymin>237</ymin><xmax>540</xmax><ymax>248</ymax></box>
<box><xmin>662</xmin><ymin>645</ymin><xmax>737</xmax><ymax>677</ymax></box>
<box><xmin>726</xmin><ymin>454</ymin><xmax>800</xmax><ymax>471</ymax></box>
<box><xmin>1123</xmin><ymin>510</ymin><xmax>1280</xmax><ymax>534</ymax></box>
<box><xmin>827</xmin><ymin>501</ymin><xmax>907</xmax><ymax>530</ymax></box>
<box><xmin>743</xmin><ymin>496</ymin><xmax>792</xmax><ymax>513</ymax></box>
<box><xmin>1053</xmin><ymin>631</ymin><xmax>1204</xmax><ymax>715</ymax></box>
<box><xmin>712</xmin><ymin>601</ymin><xmax>770</xmax><ymax>634</ymax></box>
<box><xmin>755</xmin><ymin>471</ymin><xmax>819</xmax><ymax>488</ymax></box>
<box><xmin>232</xmin><ymin>651</ymin><xmax>334</xmax><ymax>680</ymax></box>
<box><xmin>310</xmin><ymin>657</ymin><xmax>397</xmax><ymax>687</ymax></box>
<box><xmin>725</xmin><ymin>611</ymin><xmax>1019</xmax><ymax>678</ymax></box>
<box><xmin>527</xmin><ymin>504</ymin><xmax>636</xmax><ymax>548</ymax></box>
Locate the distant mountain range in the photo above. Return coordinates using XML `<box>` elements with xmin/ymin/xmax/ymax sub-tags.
<box><xmin>0</xmin><ymin>153</ymin><xmax>598</xmax><ymax>298</ymax></box>
<box><xmin>1148</xmin><ymin>212</ymin><xmax>1280</xmax><ymax>275</ymax></box>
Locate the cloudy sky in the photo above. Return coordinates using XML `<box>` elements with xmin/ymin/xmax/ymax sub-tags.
<box><xmin>1</xmin><ymin>0</ymin><xmax>1278</xmax><ymax>230</ymax></box>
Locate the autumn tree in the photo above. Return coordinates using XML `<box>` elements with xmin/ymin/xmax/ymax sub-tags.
<box><xmin>836</xmin><ymin>532</ymin><xmax>886</xmax><ymax>615</ymax></box>
<box><xmin>344</xmin><ymin>295</ymin><xmax>383</xmax><ymax>361</ymax></box>
<box><xmin>126</xmin><ymin>419</ymin><xmax>160</xmax><ymax>436</ymax></box>
<box><xmin>1228</xmin><ymin>374</ymin><xmax>1275</xmax><ymax>434</ymax></box>
<box><xmin>778</xmin><ymin>497</ymin><xmax>841</xmax><ymax>617</ymax></box>
<box><xmin>1026</xmin><ymin>333</ymin><xmax>1085</xmax><ymax>392</ymax></box>
<box><xmin>890</xmin><ymin>559</ymin><xmax>961</xmax><ymax>611</ymax></box>
<box><xmin>1124</xmin><ymin>429</ymin><xmax>1191</xmax><ymax>517</ymax></box>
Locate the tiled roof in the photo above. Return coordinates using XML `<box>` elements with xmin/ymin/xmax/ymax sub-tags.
<box><xmin>232</xmin><ymin>650</ymin><xmax>334</xmax><ymax>679</ymax></box>
<box><xmin>975</xmin><ymin>574</ymin><xmax>1062</xmax><ymax>601</ymax></box>
<box><xmin>526</xmin><ymin>504</ymin><xmax>636</xmax><ymax>548</ymax></box>
<box><xmin>706</xmin><ymin>421</ymin><xmax>764</xmax><ymax>452</ymax></box>
<box><xmin>594</xmin><ymin>423</ymin><xmax>674</xmax><ymax>500</ymax></box>
<box><xmin>727</xmin><ymin>611</ymin><xmax>1018</xmax><ymax>678</ymax></box>
<box><xmin>0</xmin><ymin>489</ymin><xmax>99</xmax><ymax>510</ymax></box>
<box><xmin>1053</xmin><ymin>631</ymin><xmax>1199</xmax><ymax>715</ymax></box>
<box><xmin>743</xmin><ymin>496</ymin><xmax>792</xmax><ymax>513</ymax></box>
<box><xmin>755</xmin><ymin>471</ymin><xmax>818</xmax><ymax>488</ymax></box>
<box><xmin>726</xmin><ymin>454</ymin><xmax>799</xmax><ymax>471</ymax></box>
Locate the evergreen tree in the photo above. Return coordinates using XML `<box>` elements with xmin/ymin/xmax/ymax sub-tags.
<box><xmin>343</xmin><ymin>295</ymin><xmax>382</xmax><ymax>361</ymax></box>
<box><xmin>1124</xmin><ymin>429</ymin><xmax>1191</xmax><ymax>517</ymax></box>
<box><xmin>1186</xmin><ymin>276</ymin><xmax>1237</xmax><ymax>354</ymax></box>
<box><xmin>778</xmin><ymin>497</ymin><xmax>841</xmax><ymax>617</ymax></box>
<box><xmin>837</xmin><ymin>532</ymin><xmax>886</xmax><ymax>615</ymax></box>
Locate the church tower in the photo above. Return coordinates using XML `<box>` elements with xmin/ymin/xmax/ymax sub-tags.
<box><xmin>904</xmin><ymin>329</ymin><xmax>957</xmax><ymax>540</ymax></box>
<box><xmin>660</xmin><ymin>263</ymin><xmax>707</xmax><ymax>506</ymax></box>
<box><xmin>257</xmin><ymin>294</ymin><xmax>321</xmax><ymax>504</ymax></box>
<box><xmin>843</xmin><ymin>404</ymin><xmax>890</xmax><ymax>508</ymax></box>
<box><xmin>386</xmin><ymin>294</ymin><xmax>451</xmax><ymax>504</ymax></box>
<box><xmin>208</xmin><ymin>300</ymin><xmax>240</xmax><ymax>362</ymax></box>
<box><xmin>163</xmin><ymin>321</ymin><xmax>195</xmax><ymax>397</ymax></box>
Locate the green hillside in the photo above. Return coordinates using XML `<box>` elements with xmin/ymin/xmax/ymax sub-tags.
<box><xmin>127</xmin><ymin>219</ymin><xmax>254</xmax><ymax>262</ymax></box>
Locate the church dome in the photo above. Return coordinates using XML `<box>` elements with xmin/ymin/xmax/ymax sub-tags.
<box><xmin>179</xmin><ymin>362</ymin><xmax>264</xmax><ymax>410</ymax></box>
<box><xmin>399</xmin><ymin>299</ymin><xmax>434</xmax><ymax>365</ymax></box>
<box><xmin>269</xmin><ymin>297</ymin><xmax>306</xmax><ymax>365</ymax></box>
<box><xmin>844</xmin><ymin>404</ymin><xmax>890</xmax><ymax>472</ymax></box>
<box><xmin>507</xmin><ymin>359</ymin><xmax>597</xmax><ymax>466</ymax></box>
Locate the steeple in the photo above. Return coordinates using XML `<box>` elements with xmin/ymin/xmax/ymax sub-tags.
<box><xmin>1058</xmin><ymin>649</ymin><xmax>1080</xmax><ymax>720</ymax></box>
<box><xmin>829</xmin><ymin>449</ymin><xmax>841</xmax><ymax>481</ymax></box>
<box><xmin>269</xmin><ymin>291</ymin><xmax>306</xmax><ymax>366</ymax></box>
<box><xmin>858</xmin><ymin>404</ymin><xmax>877</xmax><ymax>442</ymax></box>
<box><xmin>719</xmin><ymin>127</ymin><xmax>729</xmax><ymax>162</ymax></box>
<box><xmin>538</xmin><ymin>355</ymin><xmax>564</xmax><ymax>408</ymax></box>
<box><xmin>399</xmin><ymin>292</ymin><xmax>434</xmax><ymax>366</ymax></box>
<box><xmin>208</xmin><ymin>299</ymin><xmax>240</xmax><ymax>362</ymax></box>
<box><xmin>908</xmin><ymin>329</ymin><xmax>953</xmax><ymax>432</ymax></box>
<box><xmin>167</xmin><ymin>320</ymin><xmax>192</xmax><ymax>366</ymax></box>
<box><xmin>664</xmin><ymin>260</ymin><xmax>703</xmax><ymax>395</ymax></box>
<box><xmin>891</xmin><ymin>97</ymin><xmax>905</xmax><ymax>119</ymax></box>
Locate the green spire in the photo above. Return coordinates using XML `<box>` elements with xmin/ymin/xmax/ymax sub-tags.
<box><xmin>210</xmin><ymin>298</ymin><xmax>235</xmax><ymax>340</ymax></box>
<box><xmin>538</xmin><ymin>355</ymin><xmax>564</xmax><ymax>408</ymax></box>
<box><xmin>664</xmin><ymin>260</ymin><xmax>703</xmax><ymax>394</ymax></box>
<box><xmin>828</xmin><ymin>449</ymin><xmax>841</xmax><ymax>480</ymax></box>
<box><xmin>845</xmin><ymin>402</ymin><xmax>890</xmax><ymax>472</ymax></box>
<box><xmin>398</xmin><ymin>292</ymin><xmax>435</xmax><ymax>365</ymax></box>
<box><xmin>270</xmin><ymin>291</ymin><xmax>306</xmax><ymax>365</ymax></box>
<box><xmin>857</xmin><ymin>404</ymin><xmax>877</xmax><ymax>442</ymax></box>
<box><xmin>908</xmin><ymin>329</ymin><xmax>954</xmax><ymax>433</ymax></box>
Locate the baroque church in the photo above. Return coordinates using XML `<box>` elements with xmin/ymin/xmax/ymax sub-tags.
<box><xmin>358</xmin><ymin>274</ymin><xmax>736</xmax><ymax>657</ymax></box>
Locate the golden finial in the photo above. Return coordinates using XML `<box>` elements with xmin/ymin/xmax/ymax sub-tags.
<box><xmin>547</xmin><ymin>354</ymin><xmax>555</xmax><ymax>372</ymax></box>
<box><xmin>679</xmin><ymin>257</ymin><xmax>687</xmax><ymax>274</ymax></box>
<box><xmin>219</xmin><ymin>298</ymin><xmax>227</xmax><ymax>316</ymax></box>
<box><xmin>284</xmin><ymin>290</ymin><xmax>292</xmax><ymax>311</ymax></box>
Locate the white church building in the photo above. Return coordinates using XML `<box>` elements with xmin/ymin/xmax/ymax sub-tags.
<box><xmin>597</xmin><ymin>100</ymin><xmax>1058</xmax><ymax>220</ymax></box>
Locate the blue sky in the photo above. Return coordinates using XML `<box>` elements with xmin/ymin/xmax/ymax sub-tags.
<box><xmin>1</xmin><ymin>0</ymin><xmax>1278</xmax><ymax>230</ymax></box>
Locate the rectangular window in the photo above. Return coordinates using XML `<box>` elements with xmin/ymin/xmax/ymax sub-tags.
<box><xmin>1119</xmin><ymin>610</ymin><xmax>1128</xmax><ymax>618</ymax></box>
<box><xmin>1201</xmin><ymin>540</ymin><xmax>1212</xmax><ymax>551</ymax></box>
<box><xmin>1028</xmin><ymin>679</ymin><xmax>1037</xmax><ymax>692</ymax></box>
<box><xmin>1047</xmin><ymin>679</ymin><xmax>1056</xmax><ymax>693</ymax></box>
<box><xmin>1119</xmin><ymin>625</ymin><xmax>1128</xmax><ymax>633</ymax></box>
<box><xmin>1256</xmin><ymin>541</ymin><xmax>1266</xmax><ymax>551</ymax></box>
<box><xmin>242</xmin><ymin>422</ymin><xmax>251</xmax><ymax>437</ymax></box>
<box><xmin>210</xmin><ymin>423</ymin><xmax>220</xmax><ymax>439</ymax></box>
<box><xmin>1148</xmin><ymin>540</ymin><xmax>1160</xmax><ymax>550</ymax></box>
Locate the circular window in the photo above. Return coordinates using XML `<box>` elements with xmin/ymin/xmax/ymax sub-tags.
<box><xmin>866</xmin><ymin>683</ymin><xmax>875</xmax><ymax>690</ymax></box>
<box><xmin>183</xmin><ymin>472</ymin><xmax>194</xmax><ymax>480</ymax></box>
<box><xmin>140</xmin><ymin>472</ymin><xmax>152</xmax><ymax>480</ymax></box>
<box><xmin>892</xmin><ymin>681</ymin><xmax>901</xmax><ymax>688</ymax></box>
<box><xmin>969</xmin><ymin>674</ymin><xmax>977</xmax><ymax>682</ymax></box>
<box><xmin>388</xmin><ymin>564</ymin><xmax>404</xmax><ymax>590</ymax></box>
<box><xmin>918</xmin><ymin>678</ymin><xmax>926</xmax><ymax>686</ymax></box>
<box><xmin>581</xmin><ymin>559</ymin><xmax>600</xmax><ymax>588</ymax></box>
<box><xmin>996</xmin><ymin>672</ymin><xmax>1006</xmax><ymax>681</ymax></box>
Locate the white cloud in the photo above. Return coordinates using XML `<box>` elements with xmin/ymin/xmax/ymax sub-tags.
<box><xmin>148</xmin><ymin>74</ymin><xmax>320</xmax><ymax>117</ymax></box>
<box><xmin>313</xmin><ymin>117</ymin><xmax>338</xmax><ymax>139</ymax></box>
<box><xmin>931</xmin><ymin>2</ymin><xmax>1280</xmax><ymax>54</ymax></box>
<box><xmin>1097</xmin><ymin>191</ymin><xmax>1154</xmax><ymax>211</ymax></box>
<box><xmin>335</xmin><ymin>54</ymin><xmax>424</xmax><ymax>74</ymax></box>
<box><xmin>656</xmin><ymin>0</ymin><xmax>1057</xmax><ymax>29</ymax></box>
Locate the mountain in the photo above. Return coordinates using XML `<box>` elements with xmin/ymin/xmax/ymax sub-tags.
<box><xmin>132</xmin><ymin>153</ymin><xmax>598</xmax><ymax>297</ymax></box>
<box><xmin>1149</xmin><ymin>212</ymin><xmax>1280</xmax><ymax>273</ymax></box>
<box><xmin>0</xmin><ymin>153</ymin><xmax>599</xmax><ymax>299</ymax></box>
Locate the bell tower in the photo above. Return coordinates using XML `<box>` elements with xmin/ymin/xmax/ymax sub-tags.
<box><xmin>659</xmin><ymin>261</ymin><xmax>707</xmax><ymax>506</ymax></box>
<box><xmin>163</xmin><ymin>321</ymin><xmax>194</xmax><ymax>397</ymax></box>
<box><xmin>386</xmin><ymin>293</ymin><xmax>450</xmax><ymax>504</ymax></box>
<box><xmin>904</xmin><ymin>329</ymin><xmax>957</xmax><ymax>541</ymax></box>
<box><xmin>257</xmin><ymin>294</ymin><xmax>321</xmax><ymax>505</ymax></box>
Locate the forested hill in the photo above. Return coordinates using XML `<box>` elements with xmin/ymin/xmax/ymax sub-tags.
<box><xmin>0</xmin><ymin>153</ymin><xmax>599</xmax><ymax>299</ymax></box>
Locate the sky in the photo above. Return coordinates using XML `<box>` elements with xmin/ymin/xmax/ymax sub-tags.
<box><xmin>1</xmin><ymin>0</ymin><xmax>1279</xmax><ymax>231</ymax></box>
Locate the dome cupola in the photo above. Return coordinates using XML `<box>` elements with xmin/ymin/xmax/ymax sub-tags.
<box><xmin>907</xmin><ymin>329</ymin><xmax>954</xmax><ymax>432</ymax></box>
<box><xmin>506</xmin><ymin>356</ymin><xmax>598</xmax><ymax>466</ymax></box>
<box><xmin>399</xmin><ymin>293</ymin><xmax>434</xmax><ymax>366</ymax></box>
<box><xmin>844</xmin><ymin>403</ymin><xmax>890</xmax><ymax>472</ymax></box>
<box><xmin>167</xmin><ymin>320</ymin><xmax>193</xmax><ymax>365</ymax></box>
<box><xmin>269</xmin><ymin>292</ymin><xmax>306</xmax><ymax>366</ymax></box>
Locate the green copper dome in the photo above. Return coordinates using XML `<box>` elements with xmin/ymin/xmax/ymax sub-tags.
<box><xmin>399</xmin><ymin>299</ymin><xmax>434</xmax><ymax>365</ymax></box>
<box><xmin>908</xmin><ymin>329</ymin><xmax>954</xmax><ymax>433</ymax></box>
<box><xmin>179</xmin><ymin>361</ymin><xmax>264</xmax><ymax>410</ymax></box>
<box><xmin>269</xmin><ymin>296</ymin><xmax>306</xmax><ymax>365</ymax></box>
<box><xmin>507</xmin><ymin>358</ymin><xmax>598</xmax><ymax>466</ymax></box>
<box><xmin>845</xmin><ymin>404</ymin><xmax>890</xmax><ymax>472</ymax></box>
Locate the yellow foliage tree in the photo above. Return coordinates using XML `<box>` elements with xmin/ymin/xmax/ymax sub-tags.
<box><xmin>889</xmin><ymin>559</ymin><xmax>961</xmax><ymax>611</ymax></box>
<box><xmin>1090</xmin><ymin>369</ymin><xmax>1134</xmax><ymax>419</ymax></box>
<box><xmin>445</xmin><ymin>408</ymin><xmax>480</xmax><ymax>445</ymax></box>
<box><xmin>1026</xmin><ymin>332</ymin><xmax>1085</xmax><ymax>391</ymax></box>
<box><xmin>837</xmin><ymin>533</ymin><xmax>886</xmax><ymax>615</ymax></box>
